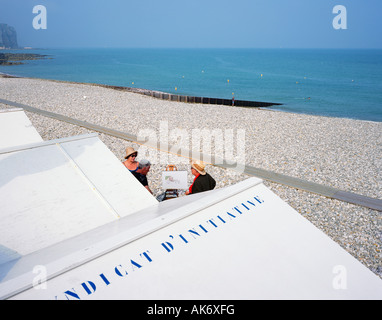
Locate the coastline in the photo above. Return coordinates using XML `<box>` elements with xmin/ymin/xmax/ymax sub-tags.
<box><xmin>0</xmin><ymin>75</ymin><xmax>381</xmax><ymax>279</ymax></box>
<box><xmin>0</xmin><ymin>53</ymin><xmax>50</xmax><ymax>66</ymax></box>
<box><xmin>2</xmin><ymin>71</ymin><xmax>381</xmax><ymax>124</ymax></box>
<box><xmin>0</xmin><ymin>71</ymin><xmax>21</xmax><ymax>78</ymax></box>
<box><xmin>2</xmin><ymin>47</ymin><xmax>382</xmax><ymax>122</ymax></box>
<box><xmin>0</xmin><ymin>72</ymin><xmax>282</xmax><ymax>109</ymax></box>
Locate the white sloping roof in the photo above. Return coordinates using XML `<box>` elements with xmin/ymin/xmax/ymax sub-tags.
<box><xmin>1</xmin><ymin>178</ymin><xmax>381</xmax><ymax>300</ymax></box>
<box><xmin>0</xmin><ymin>134</ymin><xmax>158</xmax><ymax>263</ymax></box>
<box><xmin>0</xmin><ymin>108</ymin><xmax>43</xmax><ymax>148</ymax></box>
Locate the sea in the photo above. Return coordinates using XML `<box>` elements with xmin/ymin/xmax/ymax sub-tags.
<box><xmin>1</xmin><ymin>48</ymin><xmax>382</xmax><ymax>122</ymax></box>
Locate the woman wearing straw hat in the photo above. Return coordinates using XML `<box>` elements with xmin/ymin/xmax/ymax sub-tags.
<box><xmin>185</xmin><ymin>160</ymin><xmax>216</xmax><ymax>195</ymax></box>
<box><xmin>122</xmin><ymin>147</ymin><xmax>139</xmax><ymax>172</ymax></box>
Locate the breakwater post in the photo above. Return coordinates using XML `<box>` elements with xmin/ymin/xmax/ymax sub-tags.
<box><xmin>102</xmin><ymin>85</ymin><xmax>282</xmax><ymax>108</ymax></box>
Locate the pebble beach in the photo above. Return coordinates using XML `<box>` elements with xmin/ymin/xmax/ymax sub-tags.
<box><xmin>1</xmin><ymin>75</ymin><xmax>381</xmax><ymax>279</ymax></box>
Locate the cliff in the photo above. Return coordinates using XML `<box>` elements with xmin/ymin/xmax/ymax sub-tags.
<box><xmin>0</xmin><ymin>24</ymin><xmax>18</xmax><ymax>49</ymax></box>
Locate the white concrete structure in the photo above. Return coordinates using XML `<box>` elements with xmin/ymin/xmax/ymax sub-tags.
<box><xmin>1</xmin><ymin>176</ymin><xmax>381</xmax><ymax>300</ymax></box>
<box><xmin>0</xmin><ymin>108</ymin><xmax>43</xmax><ymax>148</ymax></box>
<box><xmin>0</xmin><ymin>134</ymin><xmax>158</xmax><ymax>262</ymax></box>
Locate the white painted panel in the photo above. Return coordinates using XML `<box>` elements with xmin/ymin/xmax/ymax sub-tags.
<box><xmin>0</xmin><ymin>143</ymin><xmax>115</xmax><ymax>256</ymax></box>
<box><xmin>0</xmin><ymin>109</ymin><xmax>42</xmax><ymax>148</ymax></box>
<box><xmin>0</xmin><ymin>134</ymin><xmax>157</xmax><ymax>261</ymax></box>
<box><xmin>59</xmin><ymin>136</ymin><xmax>157</xmax><ymax>217</ymax></box>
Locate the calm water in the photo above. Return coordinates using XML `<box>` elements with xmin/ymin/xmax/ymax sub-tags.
<box><xmin>1</xmin><ymin>48</ymin><xmax>382</xmax><ymax>122</ymax></box>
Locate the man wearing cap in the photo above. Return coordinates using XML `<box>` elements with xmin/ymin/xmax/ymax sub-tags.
<box><xmin>132</xmin><ymin>159</ymin><xmax>153</xmax><ymax>194</ymax></box>
<box><xmin>123</xmin><ymin>147</ymin><xmax>153</xmax><ymax>194</ymax></box>
<box><xmin>185</xmin><ymin>161</ymin><xmax>216</xmax><ymax>195</ymax></box>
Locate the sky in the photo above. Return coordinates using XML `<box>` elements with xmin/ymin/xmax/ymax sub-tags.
<box><xmin>1</xmin><ymin>0</ymin><xmax>382</xmax><ymax>49</ymax></box>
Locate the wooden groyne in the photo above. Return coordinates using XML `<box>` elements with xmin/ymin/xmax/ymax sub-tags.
<box><xmin>101</xmin><ymin>85</ymin><xmax>282</xmax><ymax>108</ymax></box>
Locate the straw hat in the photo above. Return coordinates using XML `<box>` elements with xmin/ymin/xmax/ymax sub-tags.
<box><xmin>125</xmin><ymin>147</ymin><xmax>138</xmax><ymax>159</ymax></box>
<box><xmin>191</xmin><ymin>160</ymin><xmax>206</xmax><ymax>175</ymax></box>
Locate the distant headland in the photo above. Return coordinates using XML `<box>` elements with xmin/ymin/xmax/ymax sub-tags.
<box><xmin>0</xmin><ymin>23</ymin><xmax>18</xmax><ymax>49</ymax></box>
<box><xmin>0</xmin><ymin>23</ymin><xmax>51</xmax><ymax>65</ymax></box>
<box><xmin>0</xmin><ymin>52</ymin><xmax>50</xmax><ymax>65</ymax></box>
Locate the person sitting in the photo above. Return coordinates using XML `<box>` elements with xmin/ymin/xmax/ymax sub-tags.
<box><xmin>185</xmin><ymin>160</ymin><xmax>216</xmax><ymax>195</ymax></box>
<box><xmin>131</xmin><ymin>159</ymin><xmax>153</xmax><ymax>194</ymax></box>
<box><xmin>122</xmin><ymin>147</ymin><xmax>139</xmax><ymax>172</ymax></box>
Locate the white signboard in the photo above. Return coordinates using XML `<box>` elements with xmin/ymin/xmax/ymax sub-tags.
<box><xmin>3</xmin><ymin>178</ymin><xmax>382</xmax><ymax>300</ymax></box>
<box><xmin>162</xmin><ymin>171</ymin><xmax>188</xmax><ymax>190</ymax></box>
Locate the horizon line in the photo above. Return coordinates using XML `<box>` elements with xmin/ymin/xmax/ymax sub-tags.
<box><xmin>6</xmin><ymin>46</ymin><xmax>382</xmax><ymax>51</ymax></box>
